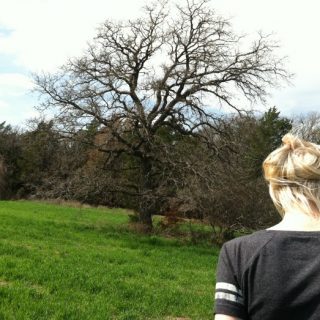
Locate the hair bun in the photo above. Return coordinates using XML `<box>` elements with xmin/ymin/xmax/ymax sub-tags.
<box><xmin>282</xmin><ymin>133</ymin><xmax>303</xmax><ymax>150</ymax></box>
<box><xmin>264</xmin><ymin>133</ymin><xmax>320</xmax><ymax>183</ymax></box>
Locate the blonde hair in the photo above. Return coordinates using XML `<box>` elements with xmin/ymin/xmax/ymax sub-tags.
<box><xmin>263</xmin><ymin>133</ymin><xmax>320</xmax><ymax>217</ymax></box>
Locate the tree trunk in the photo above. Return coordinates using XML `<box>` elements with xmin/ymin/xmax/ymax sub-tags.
<box><xmin>138</xmin><ymin>209</ymin><xmax>153</xmax><ymax>232</ymax></box>
<box><xmin>138</xmin><ymin>155</ymin><xmax>154</xmax><ymax>232</ymax></box>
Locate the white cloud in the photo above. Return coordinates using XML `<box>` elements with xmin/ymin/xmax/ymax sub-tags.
<box><xmin>0</xmin><ymin>73</ymin><xmax>33</xmax><ymax>96</ymax></box>
<box><xmin>0</xmin><ymin>99</ymin><xmax>9</xmax><ymax>109</ymax></box>
<box><xmin>0</xmin><ymin>0</ymin><xmax>146</xmax><ymax>72</ymax></box>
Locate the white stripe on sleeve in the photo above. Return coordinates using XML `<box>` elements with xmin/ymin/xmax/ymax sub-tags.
<box><xmin>215</xmin><ymin>292</ymin><xmax>244</xmax><ymax>305</ymax></box>
<box><xmin>215</xmin><ymin>282</ymin><xmax>243</xmax><ymax>296</ymax></box>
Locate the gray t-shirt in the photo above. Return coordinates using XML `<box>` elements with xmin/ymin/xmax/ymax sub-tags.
<box><xmin>214</xmin><ymin>229</ymin><xmax>320</xmax><ymax>319</ymax></box>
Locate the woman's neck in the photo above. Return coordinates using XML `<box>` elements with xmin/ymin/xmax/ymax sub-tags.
<box><xmin>268</xmin><ymin>209</ymin><xmax>320</xmax><ymax>231</ymax></box>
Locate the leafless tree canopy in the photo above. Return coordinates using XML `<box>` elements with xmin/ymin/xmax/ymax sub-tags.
<box><xmin>291</xmin><ymin>112</ymin><xmax>320</xmax><ymax>142</ymax></box>
<box><xmin>36</xmin><ymin>0</ymin><xmax>288</xmax><ymax>149</ymax></box>
<box><xmin>35</xmin><ymin>0</ymin><xmax>290</xmax><ymax>228</ymax></box>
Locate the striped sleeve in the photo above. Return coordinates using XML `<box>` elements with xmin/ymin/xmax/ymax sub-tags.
<box><xmin>214</xmin><ymin>243</ymin><xmax>247</xmax><ymax>319</ymax></box>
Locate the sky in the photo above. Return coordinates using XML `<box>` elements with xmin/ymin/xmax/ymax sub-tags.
<box><xmin>0</xmin><ymin>0</ymin><xmax>320</xmax><ymax>127</ymax></box>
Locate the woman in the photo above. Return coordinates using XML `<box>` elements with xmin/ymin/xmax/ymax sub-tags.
<box><xmin>214</xmin><ymin>133</ymin><xmax>320</xmax><ymax>320</ymax></box>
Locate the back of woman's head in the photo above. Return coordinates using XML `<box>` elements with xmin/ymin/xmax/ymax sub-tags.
<box><xmin>263</xmin><ymin>133</ymin><xmax>320</xmax><ymax>216</ymax></box>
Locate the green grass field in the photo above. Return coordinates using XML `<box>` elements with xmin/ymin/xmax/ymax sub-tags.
<box><xmin>0</xmin><ymin>201</ymin><xmax>219</xmax><ymax>320</ymax></box>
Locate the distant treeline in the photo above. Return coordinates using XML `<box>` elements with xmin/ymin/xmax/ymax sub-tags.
<box><xmin>0</xmin><ymin>108</ymin><xmax>319</xmax><ymax>241</ymax></box>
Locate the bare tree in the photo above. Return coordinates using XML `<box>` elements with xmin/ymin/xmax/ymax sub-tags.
<box><xmin>35</xmin><ymin>0</ymin><xmax>290</xmax><ymax>230</ymax></box>
<box><xmin>291</xmin><ymin>112</ymin><xmax>320</xmax><ymax>143</ymax></box>
<box><xmin>178</xmin><ymin>112</ymin><xmax>283</xmax><ymax>244</ymax></box>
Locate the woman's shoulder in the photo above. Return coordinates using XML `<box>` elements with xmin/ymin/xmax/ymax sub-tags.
<box><xmin>221</xmin><ymin>230</ymin><xmax>276</xmax><ymax>268</ymax></box>
<box><xmin>224</xmin><ymin>229</ymin><xmax>274</xmax><ymax>250</ymax></box>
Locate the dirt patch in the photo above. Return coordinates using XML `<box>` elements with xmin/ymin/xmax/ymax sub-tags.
<box><xmin>30</xmin><ymin>284</ymin><xmax>49</xmax><ymax>295</ymax></box>
<box><xmin>0</xmin><ymin>279</ymin><xmax>11</xmax><ymax>287</ymax></box>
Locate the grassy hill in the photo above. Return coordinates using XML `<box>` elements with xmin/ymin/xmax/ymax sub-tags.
<box><xmin>0</xmin><ymin>201</ymin><xmax>218</xmax><ymax>320</ymax></box>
